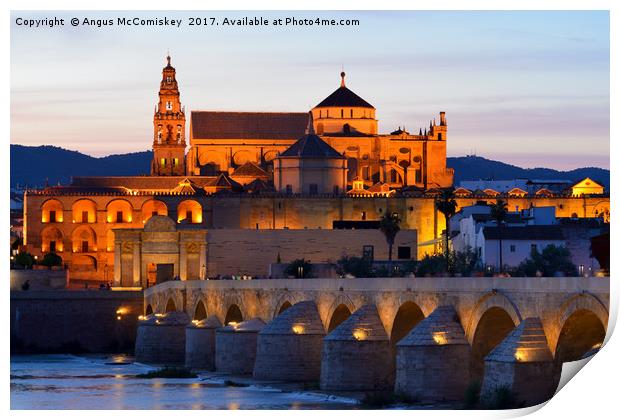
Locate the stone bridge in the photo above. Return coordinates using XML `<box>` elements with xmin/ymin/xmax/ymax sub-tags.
<box><xmin>144</xmin><ymin>276</ymin><xmax>610</xmax><ymax>366</ymax></box>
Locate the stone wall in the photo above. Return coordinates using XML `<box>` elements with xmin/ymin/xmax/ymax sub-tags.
<box><xmin>11</xmin><ymin>290</ymin><xmax>142</xmax><ymax>353</ymax></box>
<box><xmin>10</xmin><ymin>269</ymin><xmax>67</xmax><ymax>291</ymax></box>
<box><xmin>207</xmin><ymin>229</ymin><xmax>418</xmax><ymax>277</ymax></box>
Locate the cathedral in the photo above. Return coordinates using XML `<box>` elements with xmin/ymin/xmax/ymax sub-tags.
<box><xmin>20</xmin><ymin>56</ymin><xmax>608</xmax><ymax>287</ymax></box>
<box><xmin>153</xmin><ymin>56</ymin><xmax>454</xmax><ymax>192</ymax></box>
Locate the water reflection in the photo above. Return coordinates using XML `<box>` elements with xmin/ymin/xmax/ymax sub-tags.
<box><xmin>11</xmin><ymin>354</ymin><xmax>358</xmax><ymax>410</ymax></box>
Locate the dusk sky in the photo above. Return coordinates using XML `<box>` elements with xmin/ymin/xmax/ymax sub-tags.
<box><xmin>10</xmin><ymin>10</ymin><xmax>609</xmax><ymax>170</ymax></box>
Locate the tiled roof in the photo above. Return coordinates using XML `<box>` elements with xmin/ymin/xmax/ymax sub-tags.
<box><xmin>232</xmin><ymin>161</ymin><xmax>268</xmax><ymax>177</ymax></box>
<box><xmin>315</xmin><ymin>86</ymin><xmax>374</xmax><ymax>109</ymax></box>
<box><xmin>483</xmin><ymin>225</ymin><xmax>565</xmax><ymax>241</ymax></box>
<box><xmin>191</xmin><ymin>111</ymin><xmax>308</xmax><ymax>139</ymax></box>
<box><xmin>71</xmin><ymin>176</ymin><xmax>221</xmax><ymax>190</ymax></box>
<box><xmin>279</xmin><ymin>134</ymin><xmax>344</xmax><ymax>158</ymax></box>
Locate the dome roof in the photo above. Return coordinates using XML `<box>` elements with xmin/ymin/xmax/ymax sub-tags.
<box><xmin>315</xmin><ymin>72</ymin><xmax>374</xmax><ymax>109</ymax></box>
<box><xmin>279</xmin><ymin>134</ymin><xmax>343</xmax><ymax>159</ymax></box>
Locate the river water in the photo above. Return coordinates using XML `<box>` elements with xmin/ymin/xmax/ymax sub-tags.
<box><xmin>10</xmin><ymin>354</ymin><xmax>361</xmax><ymax>410</ymax></box>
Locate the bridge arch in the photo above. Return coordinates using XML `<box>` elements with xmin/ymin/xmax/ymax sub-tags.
<box><xmin>193</xmin><ymin>299</ymin><xmax>208</xmax><ymax>321</ymax></box>
<box><xmin>390</xmin><ymin>300</ymin><xmax>425</xmax><ymax>345</ymax></box>
<box><xmin>145</xmin><ymin>304</ymin><xmax>153</xmax><ymax>316</ymax></box>
<box><xmin>464</xmin><ymin>291</ymin><xmax>522</xmax><ymax>344</ymax></box>
<box><xmin>552</xmin><ymin>292</ymin><xmax>609</xmax><ymax>360</ymax></box>
<box><xmin>325</xmin><ymin>295</ymin><xmax>356</xmax><ymax>332</ymax></box>
<box><xmin>273</xmin><ymin>292</ymin><xmax>300</xmax><ymax>319</ymax></box>
<box><xmin>224</xmin><ymin>304</ymin><xmax>244</xmax><ymax>325</ymax></box>
<box><xmin>165</xmin><ymin>298</ymin><xmax>177</xmax><ymax>313</ymax></box>
<box><xmin>470</xmin><ymin>306</ymin><xmax>518</xmax><ymax>380</ymax></box>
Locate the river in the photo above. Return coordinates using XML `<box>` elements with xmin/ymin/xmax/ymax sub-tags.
<box><xmin>10</xmin><ymin>354</ymin><xmax>361</xmax><ymax>410</ymax></box>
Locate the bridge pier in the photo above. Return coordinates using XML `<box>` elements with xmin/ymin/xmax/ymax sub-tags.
<box><xmin>215</xmin><ymin>318</ymin><xmax>265</xmax><ymax>374</ymax></box>
<box><xmin>320</xmin><ymin>304</ymin><xmax>394</xmax><ymax>391</ymax></box>
<box><xmin>480</xmin><ymin>318</ymin><xmax>556</xmax><ymax>407</ymax></box>
<box><xmin>135</xmin><ymin>311</ymin><xmax>190</xmax><ymax>364</ymax></box>
<box><xmin>395</xmin><ymin>306</ymin><xmax>471</xmax><ymax>402</ymax></box>
<box><xmin>253</xmin><ymin>301</ymin><xmax>325</xmax><ymax>382</ymax></box>
<box><xmin>185</xmin><ymin>316</ymin><xmax>222</xmax><ymax>370</ymax></box>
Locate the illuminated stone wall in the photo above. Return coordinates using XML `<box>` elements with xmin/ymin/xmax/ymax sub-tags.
<box><xmin>22</xmin><ymin>192</ymin><xmax>609</xmax><ymax>281</ymax></box>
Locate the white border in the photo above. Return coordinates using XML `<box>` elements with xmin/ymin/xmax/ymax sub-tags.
<box><xmin>2</xmin><ymin>1</ymin><xmax>617</xmax><ymax>419</ymax></box>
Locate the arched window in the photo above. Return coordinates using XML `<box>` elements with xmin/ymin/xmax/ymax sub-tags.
<box><xmin>71</xmin><ymin>199</ymin><xmax>97</xmax><ymax>224</ymax></box>
<box><xmin>177</xmin><ymin>200</ymin><xmax>202</xmax><ymax>224</ymax></box>
<box><xmin>106</xmin><ymin>199</ymin><xmax>133</xmax><ymax>224</ymax></box>
<box><xmin>41</xmin><ymin>199</ymin><xmax>64</xmax><ymax>223</ymax></box>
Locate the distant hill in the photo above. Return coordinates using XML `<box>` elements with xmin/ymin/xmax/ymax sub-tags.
<box><xmin>448</xmin><ymin>156</ymin><xmax>609</xmax><ymax>189</ymax></box>
<box><xmin>9</xmin><ymin>145</ymin><xmax>609</xmax><ymax>190</ymax></box>
<box><xmin>10</xmin><ymin>145</ymin><xmax>152</xmax><ymax>188</ymax></box>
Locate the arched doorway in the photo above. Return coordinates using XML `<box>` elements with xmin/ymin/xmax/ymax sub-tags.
<box><xmin>555</xmin><ymin>309</ymin><xmax>606</xmax><ymax>364</ymax></box>
<box><xmin>278</xmin><ymin>301</ymin><xmax>292</xmax><ymax>315</ymax></box>
<box><xmin>165</xmin><ymin>298</ymin><xmax>177</xmax><ymax>313</ymax></box>
<box><xmin>470</xmin><ymin>307</ymin><xmax>517</xmax><ymax>379</ymax></box>
<box><xmin>390</xmin><ymin>301</ymin><xmax>425</xmax><ymax>344</ymax></box>
<box><xmin>194</xmin><ymin>301</ymin><xmax>207</xmax><ymax>321</ymax></box>
<box><xmin>328</xmin><ymin>304</ymin><xmax>351</xmax><ymax>333</ymax></box>
<box><xmin>224</xmin><ymin>304</ymin><xmax>243</xmax><ymax>325</ymax></box>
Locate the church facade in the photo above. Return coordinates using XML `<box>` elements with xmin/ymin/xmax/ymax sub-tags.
<box><xmin>20</xmin><ymin>56</ymin><xmax>610</xmax><ymax>286</ymax></box>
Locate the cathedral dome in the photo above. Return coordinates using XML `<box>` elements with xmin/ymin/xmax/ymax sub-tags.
<box><xmin>314</xmin><ymin>72</ymin><xmax>374</xmax><ymax>109</ymax></box>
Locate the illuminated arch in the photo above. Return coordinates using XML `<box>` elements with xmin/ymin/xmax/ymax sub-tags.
<box><xmin>41</xmin><ymin>199</ymin><xmax>64</xmax><ymax>223</ymax></box>
<box><xmin>141</xmin><ymin>199</ymin><xmax>168</xmax><ymax>222</ymax></box>
<box><xmin>71</xmin><ymin>225</ymin><xmax>97</xmax><ymax>253</ymax></box>
<box><xmin>177</xmin><ymin>200</ymin><xmax>202</xmax><ymax>224</ymax></box>
<box><xmin>71</xmin><ymin>255</ymin><xmax>97</xmax><ymax>272</ymax></box>
<box><xmin>41</xmin><ymin>226</ymin><xmax>64</xmax><ymax>253</ymax></box>
<box><xmin>71</xmin><ymin>199</ymin><xmax>97</xmax><ymax>223</ymax></box>
<box><xmin>106</xmin><ymin>199</ymin><xmax>134</xmax><ymax>223</ymax></box>
<box><xmin>224</xmin><ymin>304</ymin><xmax>244</xmax><ymax>325</ymax></box>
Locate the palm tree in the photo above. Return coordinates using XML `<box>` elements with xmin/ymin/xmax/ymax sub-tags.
<box><xmin>379</xmin><ymin>212</ymin><xmax>401</xmax><ymax>273</ymax></box>
<box><xmin>436</xmin><ymin>188</ymin><xmax>458</xmax><ymax>272</ymax></box>
<box><xmin>490</xmin><ymin>199</ymin><xmax>509</xmax><ymax>271</ymax></box>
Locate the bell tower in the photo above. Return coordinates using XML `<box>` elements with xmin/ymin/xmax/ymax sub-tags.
<box><xmin>152</xmin><ymin>54</ymin><xmax>186</xmax><ymax>176</ymax></box>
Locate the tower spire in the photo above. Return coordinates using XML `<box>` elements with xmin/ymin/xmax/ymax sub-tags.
<box><xmin>306</xmin><ymin>111</ymin><xmax>315</xmax><ymax>135</ymax></box>
<box><xmin>340</xmin><ymin>70</ymin><xmax>346</xmax><ymax>88</ymax></box>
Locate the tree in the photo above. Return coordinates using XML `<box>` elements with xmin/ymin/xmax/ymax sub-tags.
<box><xmin>379</xmin><ymin>212</ymin><xmax>401</xmax><ymax>273</ymax></box>
<box><xmin>490</xmin><ymin>199</ymin><xmax>508</xmax><ymax>271</ymax></box>
<box><xmin>41</xmin><ymin>252</ymin><xmax>62</xmax><ymax>268</ymax></box>
<box><xmin>337</xmin><ymin>256</ymin><xmax>374</xmax><ymax>278</ymax></box>
<box><xmin>436</xmin><ymin>188</ymin><xmax>458</xmax><ymax>272</ymax></box>
<box><xmin>285</xmin><ymin>259</ymin><xmax>312</xmax><ymax>278</ymax></box>
<box><xmin>514</xmin><ymin>245</ymin><xmax>577</xmax><ymax>277</ymax></box>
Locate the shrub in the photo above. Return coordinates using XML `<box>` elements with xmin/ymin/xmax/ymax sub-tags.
<box><xmin>285</xmin><ymin>259</ymin><xmax>312</xmax><ymax>278</ymax></box>
<box><xmin>15</xmin><ymin>252</ymin><xmax>34</xmax><ymax>269</ymax></box>
<box><xmin>415</xmin><ymin>254</ymin><xmax>446</xmax><ymax>277</ymax></box>
<box><xmin>513</xmin><ymin>245</ymin><xmax>577</xmax><ymax>277</ymax></box>
<box><xmin>337</xmin><ymin>256</ymin><xmax>374</xmax><ymax>278</ymax></box>
<box><xmin>41</xmin><ymin>252</ymin><xmax>63</xmax><ymax>267</ymax></box>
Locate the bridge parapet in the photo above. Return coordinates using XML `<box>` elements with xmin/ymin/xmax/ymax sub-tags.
<box><xmin>143</xmin><ymin>276</ymin><xmax>609</xmax><ymax>359</ymax></box>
